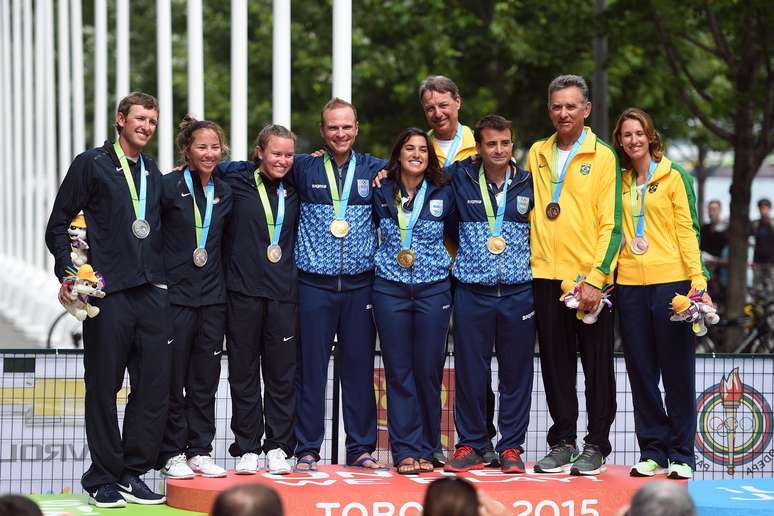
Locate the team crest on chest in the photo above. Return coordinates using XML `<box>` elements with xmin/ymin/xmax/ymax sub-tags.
<box><xmin>429</xmin><ymin>199</ymin><xmax>443</xmax><ymax>217</ymax></box>
<box><xmin>648</xmin><ymin>183</ymin><xmax>659</xmax><ymax>194</ymax></box>
<box><xmin>580</xmin><ymin>163</ymin><xmax>592</xmax><ymax>175</ymax></box>
<box><xmin>357</xmin><ymin>179</ymin><xmax>369</xmax><ymax>198</ymax></box>
<box><xmin>516</xmin><ymin>195</ymin><xmax>529</xmax><ymax>215</ymax></box>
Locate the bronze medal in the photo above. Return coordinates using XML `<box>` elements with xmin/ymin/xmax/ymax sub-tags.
<box><xmin>545</xmin><ymin>202</ymin><xmax>560</xmax><ymax>220</ymax></box>
<box><xmin>330</xmin><ymin>219</ymin><xmax>350</xmax><ymax>238</ymax></box>
<box><xmin>267</xmin><ymin>244</ymin><xmax>282</xmax><ymax>263</ymax></box>
<box><xmin>486</xmin><ymin>236</ymin><xmax>507</xmax><ymax>255</ymax></box>
<box><xmin>631</xmin><ymin>236</ymin><xmax>649</xmax><ymax>255</ymax></box>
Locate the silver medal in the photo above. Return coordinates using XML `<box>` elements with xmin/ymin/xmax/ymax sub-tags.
<box><xmin>132</xmin><ymin>219</ymin><xmax>150</xmax><ymax>239</ymax></box>
<box><xmin>267</xmin><ymin>244</ymin><xmax>282</xmax><ymax>263</ymax></box>
<box><xmin>193</xmin><ymin>247</ymin><xmax>208</xmax><ymax>267</ymax></box>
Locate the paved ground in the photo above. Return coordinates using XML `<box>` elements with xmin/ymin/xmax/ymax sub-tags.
<box><xmin>0</xmin><ymin>314</ymin><xmax>43</xmax><ymax>349</ymax></box>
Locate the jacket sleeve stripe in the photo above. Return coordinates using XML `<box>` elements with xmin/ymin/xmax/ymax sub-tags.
<box><xmin>674</xmin><ymin>164</ymin><xmax>710</xmax><ymax>279</ymax></box>
<box><xmin>597</xmin><ymin>143</ymin><xmax>623</xmax><ymax>276</ymax></box>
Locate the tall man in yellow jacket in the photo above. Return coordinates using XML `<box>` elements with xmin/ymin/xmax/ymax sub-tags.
<box><xmin>527</xmin><ymin>75</ymin><xmax>622</xmax><ymax>476</ymax></box>
<box><xmin>418</xmin><ymin>75</ymin><xmax>498</xmax><ymax>468</ymax></box>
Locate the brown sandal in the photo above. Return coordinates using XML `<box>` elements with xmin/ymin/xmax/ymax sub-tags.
<box><xmin>418</xmin><ymin>458</ymin><xmax>435</xmax><ymax>473</ymax></box>
<box><xmin>396</xmin><ymin>458</ymin><xmax>420</xmax><ymax>475</ymax></box>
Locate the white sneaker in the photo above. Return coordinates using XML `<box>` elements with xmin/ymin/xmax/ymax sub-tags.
<box><xmin>161</xmin><ymin>453</ymin><xmax>195</xmax><ymax>479</ymax></box>
<box><xmin>235</xmin><ymin>452</ymin><xmax>260</xmax><ymax>475</ymax></box>
<box><xmin>266</xmin><ymin>448</ymin><xmax>291</xmax><ymax>475</ymax></box>
<box><xmin>187</xmin><ymin>455</ymin><xmax>227</xmax><ymax>478</ymax></box>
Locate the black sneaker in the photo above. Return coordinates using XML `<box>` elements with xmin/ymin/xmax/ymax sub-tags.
<box><xmin>534</xmin><ymin>442</ymin><xmax>577</xmax><ymax>473</ymax></box>
<box><xmin>570</xmin><ymin>444</ymin><xmax>606</xmax><ymax>476</ymax></box>
<box><xmin>482</xmin><ymin>441</ymin><xmax>500</xmax><ymax>467</ymax></box>
<box><xmin>116</xmin><ymin>473</ymin><xmax>166</xmax><ymax>505</ymax></box>
<box><xmin>88</xmin><ymin>483</ymin><xmax>127</xmax><ymax>508</ymax></box>
<box><xmin>444</xmin><ymin>446</ymin><xmax>484</xmax><ymax>472</ymax></box>
<box><xmin>500</xmin><ymin>448</ymin><xmax>525</xmax><ymax>474</ymax></box>
<box><xmin>431</xmin><ymin>450</ymin><xmax>447</xmax><ymax>468</ymax></box>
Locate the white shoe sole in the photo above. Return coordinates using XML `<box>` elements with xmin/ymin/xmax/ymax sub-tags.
<box><xmin>668</xmin><ymin>471</ymin><xmax>692</xmax><ymax>480</ymax></box>
<box><xmin>630</xmin><ymin>466</ymin><xmax>667</xmax><ymax>477</ymax></box>
<box><xmin>160</xmin><ymin>470</ymin><xmax>195</xmax><ymax>480</ymax></box>
<box><xmin>570</xmin><ymin>465</ymin><xmax>606</xmax><ymax>476</ymax></box>
<box><xmin>268</xmin><ymin>467</ymin><xmax>291</xmax><ymax>475</ymax></box>
<box><xmin>88</xmin><ymin>497</ymin><xmax>127</xmax><ymax>508</ymax></box>
<box><xmin>195</xmin><ymin>471</ymin><xmax>227</xmax><ymax>478</ymax></box>
<box><xmin>533</xmin><ymin>463</ymin><xmax>572</xmax><ymax>473</ymax></box>
<box><xmin>235</xmin><ymin>468</ymin><xmax>258</xmax><ymax>475</ymax></box>
<box><xmin>118</xmin><ymin>493</ymin><xmax>166</xmax><ymax>505</ymax></box>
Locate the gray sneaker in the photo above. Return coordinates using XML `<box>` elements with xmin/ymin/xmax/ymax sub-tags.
<box><xmin>482</xmin><ymin>441</ymin><xmax>500</xmax><ymax>467</ymax></box>
<box><xmin>570</xmin><ymin>444</ymin><xmax>605</xmax><ymax>476</ymax></box>
<box><xmin>533</xmin><ymin>443</ymin><xmax>577</xmax><ymax>473</ymax></box>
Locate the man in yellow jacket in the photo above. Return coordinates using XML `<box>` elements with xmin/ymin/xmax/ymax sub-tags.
<box><xmin>527</xmin><ymin>75</ymin><xmax>622</xmax><ymax>476</ymax></box>
<box><xmin>418</xmin><ymin>75</ymin><xmax>498</xmax><ymax>468</ymax></box>
<box><xmin>420</xmin><ymin>75</ymin><xmax>477</xmax><ymax>166</ymax></box>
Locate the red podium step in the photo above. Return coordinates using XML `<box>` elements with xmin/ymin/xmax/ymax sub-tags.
<box><xmin>166</xmin><ymin>464</ymin><xmax>678</xmax><ymax>515</ymax></box>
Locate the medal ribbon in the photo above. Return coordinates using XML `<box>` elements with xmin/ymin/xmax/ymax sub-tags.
<box><xmin>630</xmin><ymin>160</ymin><xmax>658</xmax><ymax>238</ymax></box>
<box><xmin>478</xmin><ymin>165</ymin><xmax>511</xmax><ymax>237</ymax></box>
<box><xmin>397</xmin><ymin>179</ymin><xmax>428</xmax><ymax>251</ymax></box>
<box><xmin>323</xmin><ymin>153</ymin><xmax>357</xmax><ymax>221</ymax></box>
<box><xmin>114</xmin><ymin>140</ymin><xmax>147</xmax><ymax>221</ymax></box>
<box><xmin>550</xmin><ymin>128</ymin><xmax>587</xmax><ymax>203</ymax></box>
<box><xmin>254</xmin><ymin>170</ymin><xmax>286</xmax><ymax>246</ymax></box>
<box><xmin>183</xmin><ymin>168</ymin><xmax>215</xmax><ymax>248</ymax></box>
<box><xmin>440</xmin><ymin>123</ymin><xmax>463</xmax><ymax>167</ymax></box>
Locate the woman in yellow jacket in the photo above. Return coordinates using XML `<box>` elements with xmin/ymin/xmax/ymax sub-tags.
<box><xmin>612</xmin><ymin>108</ymin><xmax>711</xmax><ymax>481</ymax></box>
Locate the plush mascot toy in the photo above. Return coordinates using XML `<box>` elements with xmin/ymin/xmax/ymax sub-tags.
<box><xmin>68</xmin><ymin>213</ymin><xmax>89</xmax><ymax>267</ymax></box>
<box><xmin>560</xmin><ymin>275</ymin><xmax>614</xmax><ymax>324</ymax></box>
<box><xmin>670</xmin><ymin>291</ymin><xmax>719</xmax><ymax>336</ymax></box>
<box><xmin>61</xmin><ymin>264</ymin><xmax>106</xmax><ymax>321</ymax></box>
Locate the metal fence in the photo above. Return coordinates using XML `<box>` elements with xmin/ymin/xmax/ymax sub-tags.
<box><xmin>1</xmin><ymin>350</ymin><xmax>772</xmax><ymax>495</ymax></box>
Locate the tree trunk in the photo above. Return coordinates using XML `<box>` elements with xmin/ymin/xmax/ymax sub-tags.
<box><xmin>722</xmin><ymin>127</ymin><xmax>756</xmax><ymax>351</ymax></box>
<box><xmin>695</xmin><ymin>143</ymin><xmax>707</xmax><ymax>225</ymax></box>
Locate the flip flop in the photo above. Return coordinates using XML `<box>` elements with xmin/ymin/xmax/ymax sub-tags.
<box><xmin>348</xmin><ymin>454</ymin><xmax>389</xmax><ymax>470</ymax></box>
<box><xmin>396</xmin><ymin>458</ymin><xmax>420</xmax><ymax>475</ymax></box>
<box><xmin>294</xmin><ymin>455</ymin><xmax>318</xmax><ymax>472</ymax></box>
<box><xmin>418</xmin><ymin>458</ymin><xmax>435</xmax><ymax>473</ymax></box>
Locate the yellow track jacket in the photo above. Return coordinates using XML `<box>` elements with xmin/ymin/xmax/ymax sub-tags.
<box><xmin>430</xmin><ymin>124</ymin><xmax>477</xmax><ymax>166</ymax></box>
<box><xmin>618</xmin><ymin>156</ymin><xmax>708</xmax><ymax>290</ymax></box>
<box><xmin>527</xmin><ymin>127</ymin><xmax>622</xmax><ymax>289</ymax></box>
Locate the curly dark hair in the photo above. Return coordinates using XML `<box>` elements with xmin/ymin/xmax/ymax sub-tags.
<box><xmin>385</xmin><ymin>128</ymin><xmax>449</xmax><ymax>197</ymax></box>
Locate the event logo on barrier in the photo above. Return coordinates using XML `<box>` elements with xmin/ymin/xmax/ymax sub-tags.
<box><xmin>696</xmin><ymin>367</ymin><xmax>774</xmax><ymax>475</ymax></box>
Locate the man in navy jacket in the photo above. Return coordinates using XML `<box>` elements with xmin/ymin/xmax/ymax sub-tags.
<box><xmin>45</xmin><ymin>92</ymin><xmax>170</xmax><ymax>508</ymax></box>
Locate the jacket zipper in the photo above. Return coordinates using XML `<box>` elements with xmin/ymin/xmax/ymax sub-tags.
<box><xmin>337</xmin><ymin>166</ymin><xmax>344</xmax><ymax>292</ymax></box>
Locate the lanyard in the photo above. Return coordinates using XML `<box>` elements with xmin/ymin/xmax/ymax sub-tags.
<box><xmin>114</xmin><ymin>140</ymin><xmax>147</xmax><ymax>220</ymax></box>
<box><xmin>478</xmin><ymin>165</ymin><xmax>511</xmax><ymax>237</ymax></box>
<box><xmin>183</xmin><ymin>168</ymin><xmax>214</xmax><ymax>248</ymax></box>
<box><xmin>397</xmin><ymin>179</ymin><xmax>428</xmax><ymax>251</ymax></box>
<box><xmin>550</xmin><ymin>129</ymin><xmax>587</xmax><ymax>203</ymax></box>
<box><xmin>441</xmin><ymin>123</ymin><xmax>463</xmax><ymax>167</ymax></box>
<box><xmin>323</xmin><ymin>153</ymin><xmax>357</xmax><ymax>221</ymax></box>
<box><xmin>254</xmin><ymin>170</ymin><xmax>286</xmax><ymax>246</ymax></box>
<box><xmin>630</xmin><ymin>160</ymin><xmax>658</xmax><ymax>238</ymax></box>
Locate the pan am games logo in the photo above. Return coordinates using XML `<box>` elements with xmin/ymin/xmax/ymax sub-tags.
<box><xmin>696</xmin><ymin>367</ymin><xmax>774</xmax><ymax>475</ymax></box>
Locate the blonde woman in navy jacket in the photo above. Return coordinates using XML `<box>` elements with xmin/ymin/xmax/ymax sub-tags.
<box><xmin>372</xmin><ymin>128</ymin><xmax>456</xmax><ymax>475</ymax></box>
<box><xmin>613</xmin><ymin>108</ymin><xmax>711</xmax><ymax>481</ymax></box>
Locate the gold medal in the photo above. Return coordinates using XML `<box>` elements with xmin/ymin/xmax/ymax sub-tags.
<box><xmin>630</xmin><ymin>236</ymin><xmax>649</xmax><ymax>255</ymax></box>
<box><xmin>330</xmin><ymin>219</ymin><xmax>350</xmax><ymax>238</ymax></box>
<box><xmin>486</xmin><ymin>236</ymin><xmax>507</xmax><ymax>255</ymax></box>
<box><xmin>396</xmin><ymin>249</ymin><xmax>415</xmax><ymax>268</ymax></box>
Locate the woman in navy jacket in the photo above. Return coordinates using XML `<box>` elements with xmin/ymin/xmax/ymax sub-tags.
<box><xmin>372</xmin><ymin>128</ymin><xmax>456</xmax><ymax>474</ymax></box>
<box><xmin>158</xmin><ymin>116</ymin><xmax>233</xmax><ymax>479</ymax></box>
